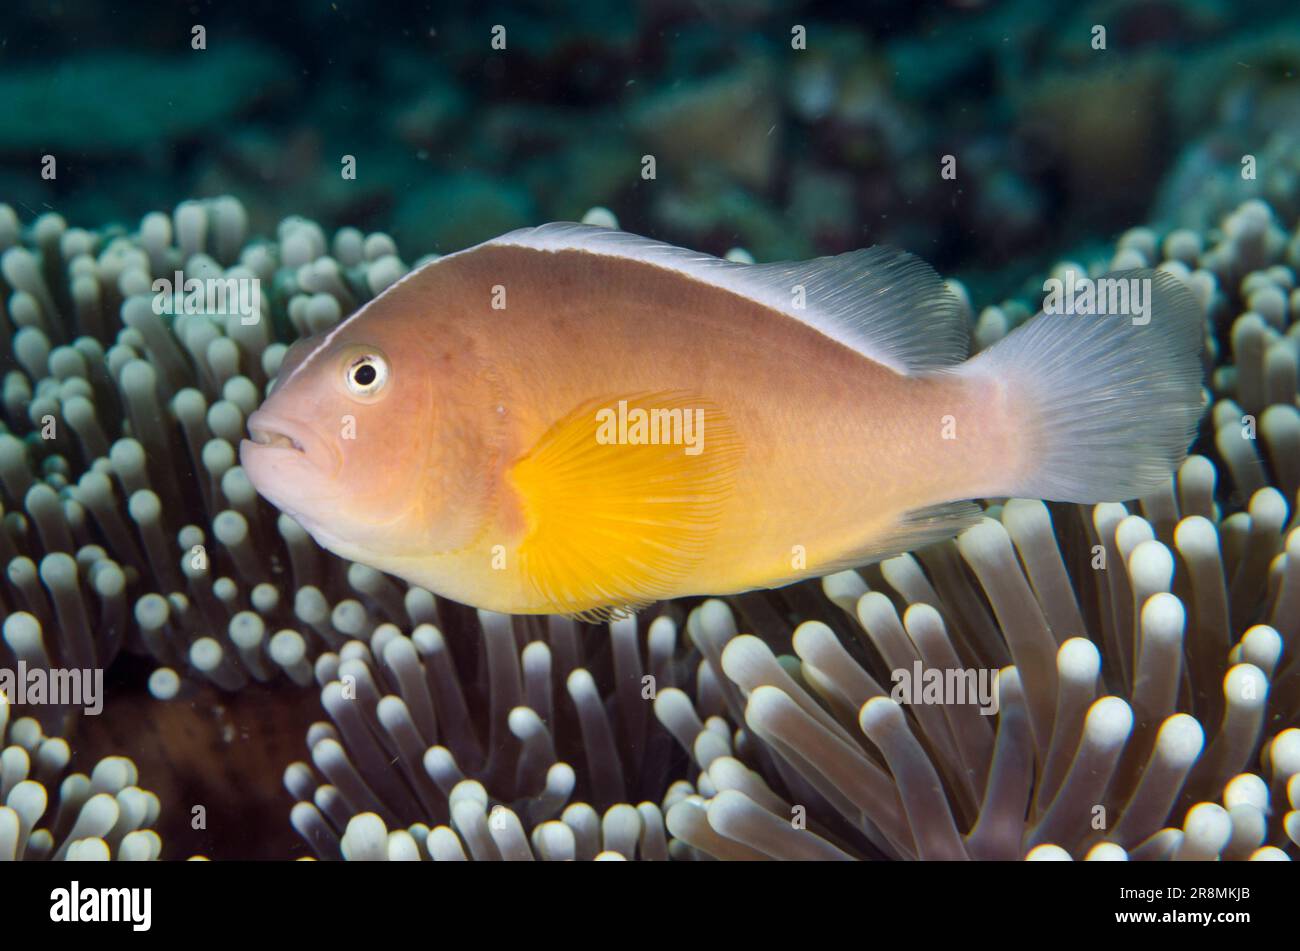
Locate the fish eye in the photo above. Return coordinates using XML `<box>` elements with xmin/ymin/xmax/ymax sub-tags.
<box><xmin>344</xmin><ymin>352</ymin><xmax>389</xmax><ymax>398</ymax></box>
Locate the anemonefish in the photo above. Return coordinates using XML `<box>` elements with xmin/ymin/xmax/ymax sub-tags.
<box><xmin>240</xmin><ymin>223</ymin><xmax>1204</xmax><ymax>618</ymax></box>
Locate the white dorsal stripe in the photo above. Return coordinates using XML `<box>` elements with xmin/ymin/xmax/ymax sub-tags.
<box><xmin>279</xmin><ymin>222</ymin><xmax>968</xmax><ymax>388</ymax></box>
<box><xmin>486</xmin><ymin>222</ymin><xmax>969</xmax><ymax>375</ymax></box>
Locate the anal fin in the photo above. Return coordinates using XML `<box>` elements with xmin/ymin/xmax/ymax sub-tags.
<box><xmin>807</xmin><ymin>500</ymin><xmax>985</xmax><ymax>577</ymax></box>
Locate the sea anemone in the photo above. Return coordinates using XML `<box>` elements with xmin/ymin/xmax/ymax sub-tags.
<box><xmin>652</xmin><ymin>499</ymin><xmax>1298</xmax><ymax>860</ymax></box>
<box><xmin>3</xmin><ymin>191</ymin><xmax>1299</xmax><ymax>861</ymax></box>
<box><xmin>0</xmin><ymin>690</ymin><xmax>164</xmax><ymax>860</ymax></box>
<box><xmin>0</xmin><ymin>198</ymin><xmax>438</xmax><ymax>700</ymax></box>
<box><xmin>284</xmin><ymin>607</ymin><xmax>681</xmax><ymax>860</ymax></box>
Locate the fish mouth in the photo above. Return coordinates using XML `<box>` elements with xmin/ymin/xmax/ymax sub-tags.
<box><xmin>247</xmin><ymin>425</ymin><xmax>305</xmax><ymax>453</ymax></box>
<box><xmin>241</xmin><ymin>409</ymin><xmax>338</xmax><ymax>477</ymax></box>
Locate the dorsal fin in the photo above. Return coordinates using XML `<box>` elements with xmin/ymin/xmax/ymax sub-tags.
<box><xmin>483</xmin><ymin>222</ymin><xmax>969</xmax><ymax>375</ymax></box>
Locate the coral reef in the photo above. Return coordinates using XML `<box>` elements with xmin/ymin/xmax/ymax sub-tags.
<box><xmin>0</xmin><ymin>45</ymin><xmax>289</xmax><ymax>155</ymax></box>
<box><xmin>6</xmin><ymin>1</ymin><xmax>1299</xmax><ymax>280</ymax></box>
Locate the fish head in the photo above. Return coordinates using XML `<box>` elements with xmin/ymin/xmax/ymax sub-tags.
<box><xmin>240</xmin><ymin>310</ymin><xmax>496</xmax><ymax>564</ymax></box>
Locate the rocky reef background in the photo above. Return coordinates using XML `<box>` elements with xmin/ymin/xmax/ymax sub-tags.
<box><xmin>1</xmin><ymin>0</ymin><xmax>1300</xmax><ymax>862</ymax></box>
<box><xmin>2</xmin><ymin>0</ymin><xmax>1298</xmax><ymax>298</ymax></box>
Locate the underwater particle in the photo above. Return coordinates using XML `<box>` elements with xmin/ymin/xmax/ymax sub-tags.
<box><xmin>630</xmin><ymin>61</ymin><xmax>781</xmax><ymax>191</ymax></box>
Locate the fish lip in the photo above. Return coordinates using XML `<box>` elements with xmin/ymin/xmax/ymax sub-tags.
<box><xmin>242</xmin><ymin>409</ymin><xmax>340</xmax><ymax>476</ymax></box>
<box><xmin>247</xmin><ymin>426</ymin><xmax>304</xmax><ymax>453</ymax></box>
<box><xmin>245</xmin><ymin>409</ymin><xmax>307</xmax><ymax>454</ymax></box>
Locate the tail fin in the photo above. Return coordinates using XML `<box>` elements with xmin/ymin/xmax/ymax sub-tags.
<box><xmin>958</xmin><ymin>269</ymin><xmax>1205</xmax><ymax>502</ymax></box>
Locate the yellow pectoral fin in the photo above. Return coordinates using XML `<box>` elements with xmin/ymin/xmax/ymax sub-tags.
<box><xmin>509</xmin><ymin>392</ymin><xmax>742</xmax><ymax>619</ymax></box>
